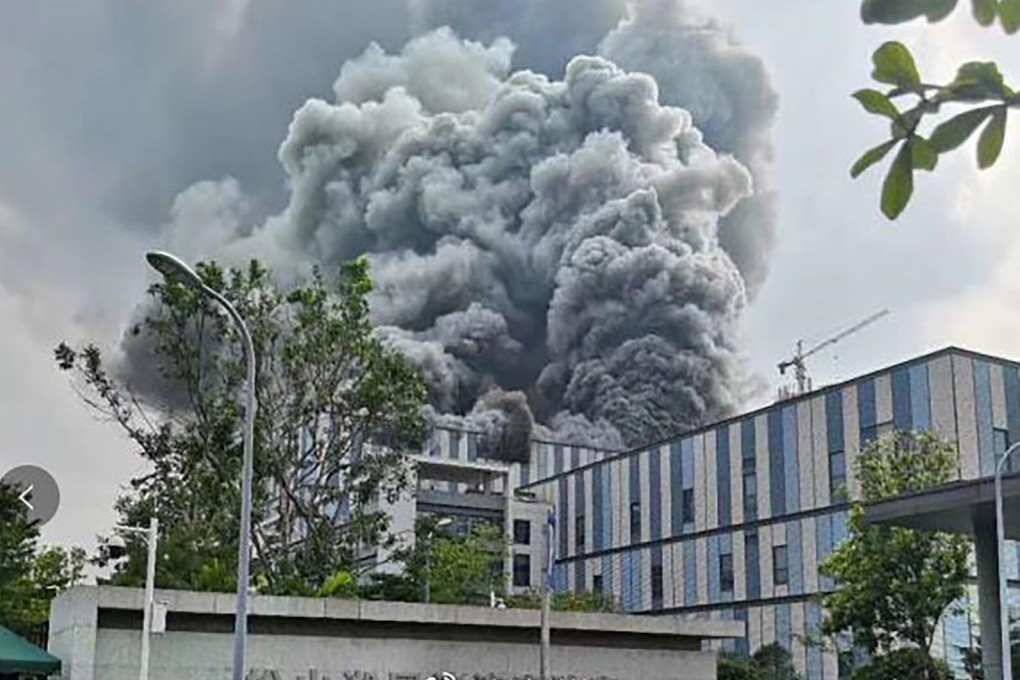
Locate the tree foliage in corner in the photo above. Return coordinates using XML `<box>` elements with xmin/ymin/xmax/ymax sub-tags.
<box><xmin>0</xmin><ymin>482</ymin><xmax>86</xmax><ymax>636</ymax></box>
<box><xmin>820</xmin><ymin>431</ymin><xmax>969</xmax><ymax>679</ymax></box>
<box><xmin>55</xmin><ymin>258</ymin><xmax>428</xmax><ymax>595</ymax></box>
<box><xmin>854</xmin><ymin>0</ymin><xmax>1019</xmax><ymax>219</ymax></box>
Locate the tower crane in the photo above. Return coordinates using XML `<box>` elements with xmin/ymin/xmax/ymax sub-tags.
<box><xmin>778</xmin><ymin>309</ymin><xmax>890</xmax><ymax>397</ymax></box>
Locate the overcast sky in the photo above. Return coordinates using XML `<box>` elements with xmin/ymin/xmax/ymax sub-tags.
<box><xmin>0</xmin><ymin>0</ymin><xmax>1018</xmax><ymax>552</ymax></box>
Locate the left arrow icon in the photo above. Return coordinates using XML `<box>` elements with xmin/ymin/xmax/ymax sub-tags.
<box><xmin>2</xmin><ymin>466</ymin><xmax>59</xmax><ymax>526</ymax></box>
<box><xmin>18</xmin><ymin>485</ymin><xmax>34</xmax><ymax>510</ymax></box>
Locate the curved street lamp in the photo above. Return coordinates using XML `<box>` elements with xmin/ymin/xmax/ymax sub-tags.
<box><xmin>145</xmin><ymin>251</ymin><xmax>256</xmax><ymax>680</ymax></box>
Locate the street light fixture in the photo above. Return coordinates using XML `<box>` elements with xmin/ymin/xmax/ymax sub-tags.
<box><xmin>145</xmin><ymin>251</ymin><xmax>257</xmax><ymax>680</ymax></box>
<box><xmin>424</xmin><ymin>517</ymin><xmax>454</xmax><ymax>604</ymax></box>
<box><xmin>995</xmin><ymin>442</ymin><xmax>1020</xmax><ymax>680</ymax></box>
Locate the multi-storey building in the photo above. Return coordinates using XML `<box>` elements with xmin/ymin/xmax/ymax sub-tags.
<box><xmin>418</xmin><ymin>347</ymin><xmax>1020</xmax><ymax>679</ymax></box>
<box><xmin>514</xmin><ymin>347</ymin><xmax>1020</xmax><ymax>678</ymax></box>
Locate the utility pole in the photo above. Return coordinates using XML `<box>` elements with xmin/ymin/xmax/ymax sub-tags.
<box><xmin>114</xmin><ymin>517</ymin><xmax>158</xmax><ymax>680</ymax></box>
<box><xmin>540</xmin><ymin>507</ymin><xmax>555</xmax><ymax>680</ymax></box>
<box><xmin>140</xmin><ymin>517</ymin><xmax>157</xmax><ymax>680</ymax></box>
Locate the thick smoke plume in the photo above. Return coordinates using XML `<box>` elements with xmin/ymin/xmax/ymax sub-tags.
<box><xmin>412</xmin><ymin>0</ymin><xmax>778</xmax><ymax>295</ymax></box>
<box><xmin>129</xmin><ymin>0</ymin><xmax>776</xmax><ymax>455</ymax></box>
<box><xmin>599</xmin><ymin>0</ymin><xmax>778</xmax><ymax>295</ymax></box>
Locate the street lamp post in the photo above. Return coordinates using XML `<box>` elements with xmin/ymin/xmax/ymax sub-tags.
<box><xmin>115</xmin><ymin>518</ymin><xmax>158</xmax><ymax>680</ymax></box>
<box><xmin>540</xmin><ymin>507</ymin><xmax>555</xmax><ymax>680</ymax></box>
<box><xmin>145</xmin><ymin>251</ymin><xmax>257</xmax><ymax>680</ymax></box>
<box><xmin>423</xmin><ymin>517</ymin><xmax>453</xmax><ymax>604</ymax></box>
<box><xmin>995</xmin><ymin>442</ymin><xmax>1020</xmax><ymax>680</ymax></box>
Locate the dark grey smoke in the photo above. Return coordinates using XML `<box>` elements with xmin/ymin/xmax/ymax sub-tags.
<box><xmin>599</xmin><ymin>0</ymin><xmax>779</xmax><ymax>295</ymax></box>
<box><xmin>433</xmin><ymin>389</ymin><xmax>535</xmax><ymax>464</ymax></box>
<box><xmin>160</xmin><ymin>29</ymin><xmax>753</xmax><ymax>450</ymax></box>
<box><xmin>411</xmin><ymin>0</ymin><xmax>778</xmax><ymax>296</ymax></box>
<box><xmin>121</xmin><ymin>0</ymin><xmax>776</xmax><ymax>452</ymax></box>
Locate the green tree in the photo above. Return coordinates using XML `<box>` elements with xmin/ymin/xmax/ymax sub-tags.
<box><xmin>820</xmin><ymin>431</ymin><xmax>970</xmax><ymax>678</ymax></box>
<box><xmin>423</xmin><ymin>526</ymin><xmax>505</xmax><ymax>605</ymax></box>
<box><xmin>851</xmin><ymin>648</ymin><xmax>954</xmax><ymax>680</ymax></box>
<box><xmin>0</xmin><ymin>481</ymin><xmax>39</xmax><ymax>634</ymax></box>
<box><xmin>506</xmin><ymin>589</ymin><xmax>621</xmax><ymax>613</ymax></box>
<box><xmin>317</xmin><ymin>518</ymin><xmax>510</xmax><ymax>606</ymax></box>
<box><xmin>389</xmin><ymin>520</ymin><xmax>507</xmax><ymax>606</ymax></box>
<box><xmin>0</xmin><ymin>482</ymin><xmax>85</xmax><ymax>635</ymax></box>
<box><xmin>56</xmin><ymin>258</ymin><xmax>428</xmax><ymax>595</ymax></box>
<box><xmin>852</xmin><ymin>0</ymin><xmax>1019</xmax><ymax>219</ymax></box>
<box><xmin>718</xmin><ymin>653</ymin><xmax>764</xmax><ymax>680</ymax></box>
<box><xmin>717</xmin><ymin>643</ymin><xmax>802</xmax><ymax>680</ymax></box>
<box><xmin>960</xmin><ymin>616</ymin><xmax>1020</xmax><ymax>679</ymax></box>
<box><xmin>752</xmin><ymin>643</ymin><xmax>802</xmax><ymax>680</ymax></box>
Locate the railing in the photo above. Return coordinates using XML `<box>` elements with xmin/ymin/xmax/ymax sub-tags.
<box><xmin>24</xmin><ymin>622</ymin><xmax>49</xmax><ymax>649</ymax></box>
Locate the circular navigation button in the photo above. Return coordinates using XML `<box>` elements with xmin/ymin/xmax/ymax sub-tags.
<box><xmin>1</xmin><ymin>465</ymin><xmax>60</xmax><ymax>527</ymax></box>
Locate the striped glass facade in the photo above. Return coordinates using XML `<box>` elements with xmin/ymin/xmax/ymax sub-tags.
<box><xmin>417</xmin><ymin>348</ymin><xmax>1020</xmax><ymax>679</ymax></box>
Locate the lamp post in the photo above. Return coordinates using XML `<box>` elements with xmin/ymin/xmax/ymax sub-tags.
<box><xmin>541</xmin><ymin>507</ymin><xmax>555</xmax><ymax>680</ymax></box>
<box><xmin>114</xmin><ymin>518</ymin><xmax>159</xmax><ymax>680</ymax></box>
<box><xmin>145</xmin><ymin>251</ymin><xmax>257</xmax><ymax>680</ymax></box>
<box><xmin>423</xmin><ymin>516</ymin><xmax>453</xmax><ymax>604</ymax></box>
<box><xmin>995</xmin><ymin>442</ymin><xmax>1020</xmax><ymax>680</ymax></box>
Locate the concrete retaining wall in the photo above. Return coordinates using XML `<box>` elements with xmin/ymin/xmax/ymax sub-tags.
<box><xmin>49</xmin><ymin>586</ymin><xmax>741</xmax><ymax>680</ymax></box>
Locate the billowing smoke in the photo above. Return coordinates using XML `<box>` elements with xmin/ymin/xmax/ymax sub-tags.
<box><xmin>598</xmin><ymin>0</ymin><xmax>778</xmax><ymax>294</ymax></box>
<box><xmin>127</xmin><ymin>0</ymin><xmax>776</xmax><ymax>455</ymax></box>
<box><xmin>412</xmin><ymin>0</ymin><xmax>778</xmax><ymax>295</ymax></box>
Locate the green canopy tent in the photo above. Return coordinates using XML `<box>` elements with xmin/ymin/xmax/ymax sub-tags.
<box><xmin>0</xmin><ymin>625</ymin><xmax>60</xmax><ymax>677</ymax></box>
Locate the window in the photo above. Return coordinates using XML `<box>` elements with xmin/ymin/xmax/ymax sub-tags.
<box><xmin>743</xmin><ymin>473</ymin><xmax>757</xmax><ymax>519</ymax></box>
<box><xmin>513</xmin><ymin>554</ymin><xmax>531</xmax><ymax>588</ymax></box>
<box><xmin>829</xmin><ymin>450</ymin><xmax>847</xmax><ymax>498</ymax></box>
<box><xmin>575</xmin><ymin>514</ymin><xmax>586</xmax><ymax>551</ymax></box>
<box><xmin>451</xmin><ymin>518</ymin><xmax>470</xmax><ymax>541</ymax></box>
<box><xmin>513</xmin><ymin>519</ymin><xmax>531</xmax><ymax>546</ymax></box>
<box><xmin>720</xmin><ymin>553</ymin><xmax>735</xmax><ymax>593</ymax></box>
<box><xmin>651</xmin><ymin>565</ymin><xmax>664</xmax><ymax>607</ymax></box>
<box><xmin>593</xmin><ymin>574</ymin><xmax>604</xmax><ymax>593</ymax></box>
<box><xmin>742</xmin><ymin>443</ymin><xmax>756</xmax><ymax>472</ymax></box>
<box><xmin>860</xmin><ymin>425</ymin><xmax>878</xmax><ymax>445</ymax></box>
<box><xmin>995</xmin><ymin>428</ymin><xmax>1011</xmax><ymax>471</ymax></box>
<box><xmin>995</xmin><ymin>428</ymin><xmax>1016</xmax><ymax>472</ymax></box>
<box><xmin>995</xmin><ymin>427</ymin><xmax>1010</xmax><ymax>456</ymax></box>
<box><xmin>630</xmin><ymin>502</ymin><xmax>641</xmax><ymax>542</ymax></box>
<box><xmin>773</xmin><ymin>545</ymin><xmax>789</xmax><ymax>586</ymax></box>
<box><xmin>745</xmin><ymin>531</ymin><xmax>761</xmax><ymax>598</ymax></box>
<box><xmin>681</xmin><ymin>489</ymin><xmax>695</xmax><ymax>524</ymax></box>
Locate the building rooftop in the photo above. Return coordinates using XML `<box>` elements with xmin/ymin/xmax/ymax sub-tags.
<box><xmin>517</xmin><ymin>345</ymin><xmax>1020</xmax><ymax>487</ymax></box>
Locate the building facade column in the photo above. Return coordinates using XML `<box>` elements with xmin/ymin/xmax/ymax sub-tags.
<box><xmin>504</xmin><ymin>468</ymin><xmax>514</xmax><ymax>594</ymax></box>
<box><xmin>976</xmin><ymin>515</ymin><xmax>1004</xmax><ymax>680</ymax></box>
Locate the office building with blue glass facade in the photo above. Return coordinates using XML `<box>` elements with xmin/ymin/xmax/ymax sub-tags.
<box><xmin>417</xmin><ymin>347</ymin><xmax>1020</xmax><ymax>678</ymax></box>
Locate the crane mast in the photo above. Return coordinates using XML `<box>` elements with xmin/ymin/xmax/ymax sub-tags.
<box><xmin>778</xmin><ymin>309</ymin><xmax>890</xmax><ymax>398</ymax></box>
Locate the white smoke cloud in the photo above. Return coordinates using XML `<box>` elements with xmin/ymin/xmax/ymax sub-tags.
<box><xmin>333</xmin><ymin>28</ymin><xmax>515</xmax><ymax>114</ymax></box>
